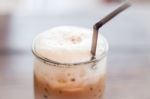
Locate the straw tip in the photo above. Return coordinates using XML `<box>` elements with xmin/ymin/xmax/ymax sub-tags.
<box><xmin>124</xmin><ymin>0</ymin><xmax>132</xmax><ymax>7</ymax></box>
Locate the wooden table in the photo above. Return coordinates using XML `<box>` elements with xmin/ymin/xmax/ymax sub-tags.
<box><xmin>0</xmin><ymin>5</ymin><xmax>150</xmax><ymax>99</ymax></box>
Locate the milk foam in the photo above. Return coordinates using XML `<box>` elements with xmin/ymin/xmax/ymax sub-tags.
<box><xmin>33</xmin><ymin>26</ymin><xmax>108</xmax><ymax>63</ymax></box>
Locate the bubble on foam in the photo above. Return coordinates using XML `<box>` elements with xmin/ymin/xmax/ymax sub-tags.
<box><xmin>33</xmin><ymin>26</ymin><xmax>108</xmax><ymax>63</ymax></box>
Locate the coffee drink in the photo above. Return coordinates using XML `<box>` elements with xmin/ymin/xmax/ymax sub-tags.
<box><xmin>32</xmin><ymin>26</ymin><xmax>108</xmax><ymax>99</ymax></box>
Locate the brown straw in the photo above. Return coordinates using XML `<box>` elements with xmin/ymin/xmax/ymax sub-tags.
<box><xmin>91</xmin><ymin>1</ymin><xmax>131</xmax><ymax>58</ymax></box>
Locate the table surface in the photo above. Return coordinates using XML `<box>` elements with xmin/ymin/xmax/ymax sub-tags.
<box><xmin>0</xmin><ymin>5</ymin><xmax>150</xmax><ymax>99</ymax></box>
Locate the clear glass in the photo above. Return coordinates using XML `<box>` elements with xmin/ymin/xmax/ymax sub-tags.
<box><xmin>33</xmin><ymin>41</ymin><xmax>108</xmax><ymax>99</ymax></box>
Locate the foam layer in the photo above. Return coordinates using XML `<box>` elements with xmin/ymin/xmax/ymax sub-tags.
<box><xmin>33</xmin><ymin>26</ymin><xmax>108</xmax><ymax>63</ymax></box>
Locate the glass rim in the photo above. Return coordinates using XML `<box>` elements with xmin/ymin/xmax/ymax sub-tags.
<box><xmin>32</xmin><ymin>46</ymin><xmax>107</xmax><ymax>67</ymax></box>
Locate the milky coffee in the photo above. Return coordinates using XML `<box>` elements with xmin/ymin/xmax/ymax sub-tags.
<box><xmin>33</xmin><ymin>26</ymin><xmax>108</xmax><ymax>99</ymax></box>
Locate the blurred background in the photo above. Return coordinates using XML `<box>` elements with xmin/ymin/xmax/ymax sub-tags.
<box><xmin>0</xmin><ymin>0</ymin><xmax>150</xmax><ymax>99</ymax></box>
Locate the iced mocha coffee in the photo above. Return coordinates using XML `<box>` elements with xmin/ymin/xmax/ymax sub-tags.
<box><xmin>32</xmin><ymin>26</ymin><xmax>108</xmax><ymax>99</ymax></box>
